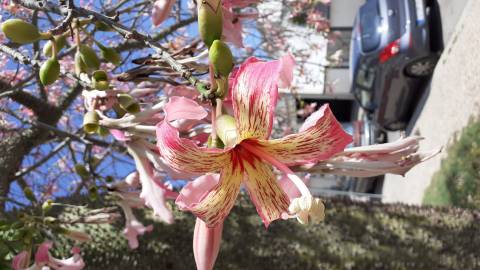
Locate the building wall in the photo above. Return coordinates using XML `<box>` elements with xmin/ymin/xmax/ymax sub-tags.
<box><xmin>330</xmin><ymin>0</ymin><xmax>365</xmax><ymax>28</ymax></box>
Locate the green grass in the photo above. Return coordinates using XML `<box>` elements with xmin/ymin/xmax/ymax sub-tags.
<box><xmin>423</xmin><ymin>118</ymin><xmax>480</xmax><ymax>208</ymax></box>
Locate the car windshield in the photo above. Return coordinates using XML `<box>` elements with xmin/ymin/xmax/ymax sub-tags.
<box><xmin>360</xmin><ymin>1</ymin><xmax>381</xmax><ymax>52</ymax></box>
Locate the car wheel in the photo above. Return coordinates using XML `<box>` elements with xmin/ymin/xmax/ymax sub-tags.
<box><xmin>405</xmin><ymin>55</ymin><xmax>438</xmax><ymax>77</ymax></box>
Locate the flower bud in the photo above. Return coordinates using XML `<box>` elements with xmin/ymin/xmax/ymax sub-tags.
<box><xmin>74</xmin><ymin>164</ymin><xmax>89</xmax><ymax>178</ymax></box>
<box><xmin>79</xmin><ymin>45</ymin><xmax>100</xmax><ymax>70</ymax></box>
<box><xmin>117</xmin><ymin>93</ymin><xmax>140</xmax><ymax>113</ymax></box>
<box><xmin>198</xmin><ymin>0</ymin><xmax>223</xmax><ymax>47</ymax></box>
<box><xmin>43</xmin><ymin>34</ymin><xmax>67</xmax><ymax>57</ymax></box>
<box><xmin>89</xmin><ymin>186</ymin><xmax>98</xmax><ymax>201</ymax></box>
<box><xmin>95</xmin><ymin>21</ymin><xmax>114</xmax><ymax>32</ymax></box>
<box><xmin>23</xmin><ymin>187</ymin><xmax>36</xmax><ymax>202</ymax></box>
<box><xmin>74</xmin><ymin>51</ymin><xmax>87</xmax><ymax>75</ymax></box>
<box><xmin>100</xmin><ymin>46</ymin><xmax>122</xmax><ymax>66</ymax></box>
<box><xmin>39</xmin><ymin>58</ymin><xmax>60</xmax><ymax>86</ymax></box>
<box><xmin>1</xmin><ymin>19</ymin><xmax>48</xmax><ymax>44</ymax></box>
<box><xmin>91</xmin><ymin>70</ymin><xmax>109</xmax><ymax>90</ymax></box>
<box><xmin>215</xmin><ymin>114</ymin><xmax>237</xmax><ymax>147</ymax></box>
<box><xmin>42</xmin><ymin>199</ymin><xmax>54</xmax><ymax>213</ymax></box>
<box><xmin>209</xmin><ymin>40</ymin><xmax>234</xmax><ymax>76</ymax></box>
<box><xmin>97</xmin><ymin>126</ymin><xmax>110</xmax><ymax>136</ymax></box>
<box><xmin>83</xmin><ymin>111</ymin><xmax>100</xmax><ymax>134</ymax></box>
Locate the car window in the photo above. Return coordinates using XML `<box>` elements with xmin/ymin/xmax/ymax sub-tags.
<box><xmin>360</xmin><ymin>1</ymin><xmax>381</xmax><ymax>52</ymax></box>
<box><xmin>355</xmin><ymin>63</ymin><xmax>375</xmax><ymax>89</ymax></box>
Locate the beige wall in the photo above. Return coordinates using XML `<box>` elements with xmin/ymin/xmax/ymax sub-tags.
<box><xmin>330</xmin><ymin>0</ymin><xmax>365</xmax><ymax>28</ymax></box>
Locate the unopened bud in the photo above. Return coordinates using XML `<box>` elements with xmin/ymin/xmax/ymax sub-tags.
<box><xmin>98</xmin><ymin>44</ymin><xmax>122</xmax><ymax>66</ymax></box>
<box><xmin>89</xmin><ymin>186</ymin><xmax>98</xmax><ymax>201</ymax></box>
<box><xmin>39</xmin><ymin>58</ymin><xmax>60</xmax><ymax>86</ymax></box>
<box><xmin>42</xmin><ymin>199</ymin><xmax>54</xmax><ymax>213</ymax></box>
<box><xmin>198</xmin><ymin>0</ymin><xmax>223</xmax><ymax>47</ymax></box>
<box><xmin>91</xmin><ymin>70</ymin><xmax>109</xmax><ymax>90</ymax></box>
<box><xmin>23</xmin><ymin>187</ymin><xmax>36</xmax><ymax>202</ymax></box>
<box><xmin>74</xmin><ymin>164</ymin><xmax>89</xmax><ymax>178</ymax></box>
<box><xmin>79</xmin><ymin>45</ymin><xmax>100</xmax><ymax>70</ymax></box>
<box><xmin>74</xmin><ymin>50</ymin><xmax>87</xmax><ymax>75</ymax></box>
<box><xmin>43</xmin><ymin>35</ymin><xmax>67</xmax><ymax>57</ymax></box>
<box><xmin>95</xmin><ymin>21</ymin><xmax>114</xmax><ymax>32</ymax></box>
<box><xmin>209</xmin><ymin>40</ymin><xmax>234</xmax><ymax>76</ymax></box>
<box><xmin>117</xmin><ymin>93</ymin><xmax>140</xmax><ymax>113</ymax></box>
<box><xmin>83</xmin><ymin>111</ymin><xmax>100</xmax><ymax>134</ymax></box>
<box><xmin>215</xmin><ymin>114</ymin><xmax>237</xmax><ymax>147</ymax></box>
<box><xmin>288</xmin><ymin>196</ymin><xmax>325</xmax><ymax>225</ymax></box>
<box><xmin>1</xmin><ymin>19</ymin><xmax>49</xmax><ymax>44</ymax></box>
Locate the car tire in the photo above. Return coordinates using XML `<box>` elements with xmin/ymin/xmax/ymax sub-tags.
<box><xmin>404</xmin><ymin>55</ymin><xmax>438</xmax><ymax>77</ymax></box>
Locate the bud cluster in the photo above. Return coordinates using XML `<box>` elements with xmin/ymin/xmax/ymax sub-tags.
<box><xmin>197</xmin><ymin>0</ymin><xmax>234</xmax><ymax>99</ymax></box>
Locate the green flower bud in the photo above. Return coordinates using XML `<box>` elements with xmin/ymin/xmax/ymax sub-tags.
<box><xmin>74</xmin><ymin>164</ymin><xmax>89</xmax><ymax>178</ymax></box>
<box><xmin>89</xmin><ymin>186</ymin><xmax>98</xmax><ymax>201</ymax></box>
<box><xmin>99</xmin><ymin>46</ymin><xmax>122</xmax><ymax>66</ymax></box>
<box><xmin>105</xmin><ymin>175</ymin><xmax>114</xmax><ymax>183</ymax></box>
<box><xmin>95</xmin><ymin>21</ymin><xmax>114</xmax><ymax>32</ymax></box>
<box><xmin>215</xmin><ymin>114</ymin><xmax>238</xmax><ymax>147</ymax></box>
<box><xmin>79</xmin><ymin>45</ymin><xmax>100</xmax><ymax>70</ymax></box>
<box><xmin>74</xmin><ymin>50</ymin><xmax>87</xmax><ymax>75</ymax></box>
<box><xmin>97</xmin><ymin>126</ymin><xmax>110</xmax><ymax>137</ymax></box>
<box><xmin>198</xmin><ymin>0</ymin><xmax>223</xmax><ymax>47</ymax></box>
<box><xmin>23</xmin><ymin>187</ymin><xmax>36</xmax><ymax>202</ymax></box>
<box><xmin>209</xmin><ymin>40</ymin><xmax>234</xmax><ymax>76</ymax></box>
<box><xmin>42</xmin><ymin>199</ymin><xmax>54</xmax><ymax>213</ymax></box>
<box><xmin>117</xmin><ymin>93</ymin><xmax>140</xmax><ymax>114</ymax></box>
<box><xmin>92</xmin><ymin>70</ymin><xmax>109</xmax><ymax>90</ymax></box>
<box><xmin>43</xmin><ymin>35</ymin><xmax>67</xmax><ymax>57</ymax></box>
<box><xmin>1</xmin><ymin>19</ymin><xmax>49</xmax><ymax>44</ymax></box>
<box><xmin>39</xmin><ymin>58</ymin><xmax>60</xmax><ymax>86</ymax></box>
<box><xmin>83</xmin><ymin>111</ymin><xmax>100</xmax><ymax>134</ymax></box>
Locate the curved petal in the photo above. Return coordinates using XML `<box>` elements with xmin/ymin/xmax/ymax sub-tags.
<box><xmin>257</xmin><ymin>104</ymin><xmax>352</xmax><ymax>166</ymax></box>
<box><xmin>12</xmin><ymin>251</ymin><xmax>29</xmax><ymax>270</ymax></box>
<box><xmin>176</xmin><ymin>174</ymin><xmax>219</xmax><ymax>210</ymax></box>
<box><xmin>193</xmin><ymin>218</ymin><xmax>223</xmax><ymax>270</ymax></box>
<box><xmin>151</xmin><ymin>0</ymin><xmax>175</xmax><ymax>26</ymax></box>
<box><xmin>164</xmin><ymin>96</ymin><xmax>208</xmax><ymax>122</ymax></box>
<box><xmin>128</xmin><ymin>145</ymin><xmax>174</xmax><ymax>223</ymax></box>
<box><xmin>183</xmin><ymin>159</ymin><xmax>243</xmax><ymax>227</ymax></box>
<box><xmin>231</xmin><ymin>57</ymin><xmax>284</xmax><ymax>140</ymax></box>
<box><xmin>156</xmin><ymin>121</ymin><xmax>230</xmax><ymax>174</ymax></box>
<box><xmin>243</xmin><ymin>156</ymin><xmax>290</xmax><ymax>227</ymax></box>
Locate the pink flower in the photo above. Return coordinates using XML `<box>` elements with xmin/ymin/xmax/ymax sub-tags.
<box><xmin>307</xmin><ymin>136</ymin><xmax>441</xmax><ymax>177</ymax></box>
<box><xmin>118</xmin><ymin>200</ymin><xmax>154</xmax><ymax>249</ymax></box>
<box><xmin>126</xmin><ymin>144</ymin><xmax>175</xmax><ymax>224</ymax></box>
<box><xmin>157</xmin><ymin>56</ymin><xmax>351</xmax><ymax>227</ymax></box>
<box><xmin>14</xmin><ymin>242</ymin><xmax>86</xmax><ymax>270</ymax></box>
<box><xmin>152</xmin><ymin>0</ymin><xmax>176</xmax><ymax>26</ymax></box>
<box><xmin>12</xmin><ymin>251</ymin><xmax>29</xmax><ymax>270</ymax></box>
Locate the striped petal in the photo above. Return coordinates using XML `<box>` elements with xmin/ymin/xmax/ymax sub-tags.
<box><xmin>231</xmin><ymin>57</ymin><xmax>286</xmax><ymax>140</ymax></box>
<box><xmin>156</xmin><ymin>121</ymin><xmax>230</xmax><ymax>174</ymax></box>
<box><xmin>257</xmin><ymin>104</ymin><xmax>352</xmax><ymax>166</ymax></box>
<box><xmin>243</xmin><ymin>156</ymin><xmax>290</xmax><ymax>227</ymax></box>
<box><xmin>186</xmin><ymin>158</ymin><xmax>243</xmax><ymax>227</ymax></box>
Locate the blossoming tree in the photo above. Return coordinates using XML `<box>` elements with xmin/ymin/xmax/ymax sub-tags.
<box><xmin>0</xmin><ymin>0</ymin><xmax>450</xmax><ymax>269</ymax></box>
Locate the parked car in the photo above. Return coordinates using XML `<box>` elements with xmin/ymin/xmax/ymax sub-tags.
<box><xmin>349</xmin><ymin>0</ymin><xmax>442</xmax><ymax>131</ymax></box>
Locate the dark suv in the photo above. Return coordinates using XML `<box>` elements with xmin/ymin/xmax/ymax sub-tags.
<box><xmin>349</xmin><ymin>0</ymin><xmax>441</xmax><ymax>131</ymax></box>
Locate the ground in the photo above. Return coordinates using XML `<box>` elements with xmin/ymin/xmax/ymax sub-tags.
<box><xmin>382</xmin><ymin>0</ymin><xmax>479</xmax><ymax>204</ymax></box>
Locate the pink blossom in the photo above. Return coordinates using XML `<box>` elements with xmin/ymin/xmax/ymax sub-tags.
<box><xmin>158</xmin><ymin>56</ymin><xmax>351</xmax><ymax>227</ymax></box>
<box><xmin>193</xmin><ymin>218</ymin><xmax>223</xmax><ymax>270</ymax></box>
<box><xmin>152</xmin><ymin>0</ymin><xmax>176</xmax><ymax>26</ymax></box>
<box><xmin>118</xmin><ymin>200</ymin><xmax>154</xmax><ymax>249</ymax></box>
